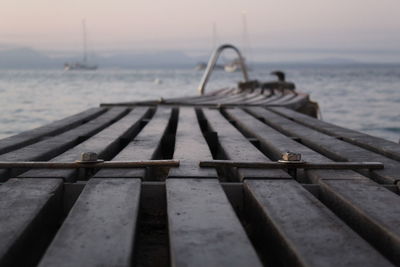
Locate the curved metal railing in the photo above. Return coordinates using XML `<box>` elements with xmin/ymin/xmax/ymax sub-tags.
<box><xmin>197</xmin><ymin>44</ymin><xmax>249</xmax><ymax>95</ymax></box>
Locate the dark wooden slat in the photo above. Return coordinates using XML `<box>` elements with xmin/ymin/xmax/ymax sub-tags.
<box><xmin>220</xmin><ymin>90</ymin><xmax>263</xmax><ymax>104</ymax></box>
<box><xmin>202</xmin><ymin>109</ymin><xmax>290</xmax><ymax>180</ymax></box>
<box><xmin>270</xmin><ymin>106</ymin><xmax>400</xmax><ymax>161</ymax></box>
<box><xmin>167</xmin><ymin>95</ymin><xmax>217</xmax><ymax>105</ymax></box>
<box><xmin>95</xmin><ymin>108</ymin><xmax>172</xmax><ymax>178</ymax></box>
<box><xmin>0</xmin><ymin>108</ymin><xmax>128</xmax><ymax>182</ymax></box>
<box><xmin>200</xmin><ymin>160</ymin><xmax>383</xmax><ymax>170</ymax></box>
<box><xmin>266</xmin><ymin>93</ymin><xmax>297</xmax><ymax>105</ymax></box>
<box><xmin>318</xmin><ymin>179</ymin><xmax>400</xmax><ymax>266</ymax></box>
<box><xmin>20</xmin><ymin>107</ymin><xmax>150</xmax><ymax>181</ymax></box>
<box><xmin>196</xmin><ymin>91</ymin><xmax>249</xmax><ymax>104</ymax></box>
<box><xmin>244</xmin><ymin>180</ymin><xmax>393</xmax><ymax>267</ymax></box>
<box><xmin>247</xmin><ymin>107</ymin><xmax>400</xmax><ymax>184</ymax></box>
<box><xmin>271</xmin><ymin>94</ymin><xmax>310</xmax><ymax>110</ymax></box>
<box><xmin>0</xmin><ymin>160</ymin><xmax>178</xmax><ymax>169</ymax></box>
<box><xmin>224</xmin><ymin>108</ymin><xmax>366</xmax><ymax>180</ymax></box>
<box><xmin>247</xmin><ymin>91</ymin><xmax>284</xmax><ymax>105</ymax></box>
<box><xmin>211</xmin><ymin>87</ymin><xmax>235</xmax><ymax>96</ymax></box>
<box><xmin>0</xmin><ymin>107</ymin><xmax>105</xmax><ymax>155</ymax></box>
<box><xmin>102</xmin><ymin>88</ymin><xmax>235</xmax><ymax>106</ymax></box>
<box><xmin>0</xmin><ymin>178</ymin><xmax>63</xmax><ymax>266</ymax></box>
<box><xmin>38</xmin><ymin>178</ymin><xmax>141</xmax><ymax>267</ymax></box>
<box><xmin>191</xmin><ymin>94</ymin><xmax>241</xmax><ymax>105</ymax></box>
<box><xmin>167</xmin><ymin>179</ymin><xmax>262</xmax><ymax>267</ymax></box>
<box><xmin>167</xmin><ymin>88</ymin><xmax>235</xmax><ymax>104</ymax></box>
<box><xmin>224</xmin><ymin>108</ymin><xmax>400</xmax><ymax>265</ymax></box>
<box><xmin>240</xmin><ymin>90</ymin><xmax>274</xmax><ymax>104</ymax></box>
<box><xmin>169</xmin><ymin>107</ymin><xmax>216</xmax><ymax>177</ymax></box>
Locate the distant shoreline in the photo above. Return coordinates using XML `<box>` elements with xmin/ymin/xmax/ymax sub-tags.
<box><xmin>1</xmin><ymin>47</ymin><xmax>400</xmax><ymax>69</ymax></box>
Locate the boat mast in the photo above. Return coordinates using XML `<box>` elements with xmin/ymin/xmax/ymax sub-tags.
<box><xmin>242</xmin><ymin>10</ymin><xmax>248</xmax><ymax>60</ymax></box>
<box><xmin>82</xmin><ymin>19</ymin><xmax>87</xmax><ymax>64</ymax></box>
<box><xmin>212</xmin><ymin>22</ymin><xmax>217</xmax><ymax>50</ymax></box>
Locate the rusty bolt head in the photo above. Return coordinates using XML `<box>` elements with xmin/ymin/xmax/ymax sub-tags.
<box><xmin>281</xmin><ymin>151</ymin><xmax>301</xmax><ymax>162</ymax></box>
<box><xmin>80</xmin><ymin>152</ymin><xmax>99</xmax><ymax>162</ymax></box>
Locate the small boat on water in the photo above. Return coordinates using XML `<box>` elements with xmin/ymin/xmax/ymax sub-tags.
<box><xmin>64</xmin><ymin>62</ymin><xmax>98</xmax><ymax>71</ymax></box>
<box><xmin>224</xmin><ymin>57</ymin><xmax>243</xmax><ymax>72</ymax></box>
<box><xmin>195</xmin><ymin>62</ymin><xmax>224</xmax><ymax>71</ymax></box>
<box><xmin>1</xmin><ymin>44</ymin><xmax>399</xmax><ymax>267</ymax></box>
<box><xmin>64</xmin><ymin>20</ymin><xmax>98</xmax><ymax>71</ymax></box>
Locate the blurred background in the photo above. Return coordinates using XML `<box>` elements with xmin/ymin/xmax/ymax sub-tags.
<box><xmin>0</xmin><ymin>0</ymin><xmax>399</xmax><ymax>141</ymax></box>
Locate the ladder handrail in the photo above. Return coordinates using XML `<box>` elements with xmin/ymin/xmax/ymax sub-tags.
<box><xmin>197</xmin><ymin>44</ymin><xmax>249</xmax><ymax>95</ymax></box>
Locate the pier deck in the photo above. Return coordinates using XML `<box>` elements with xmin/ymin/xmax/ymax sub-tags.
<box><xmin>0</xmin><ymin>86</ymin><xmax>399</xmax><ymax>267</ymax></box>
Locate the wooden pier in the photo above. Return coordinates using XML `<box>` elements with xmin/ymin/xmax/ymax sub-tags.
<box><xmin>0</xmin><ymin>82</ymin><xmax>399</xmax><ymax>267</ymax></box>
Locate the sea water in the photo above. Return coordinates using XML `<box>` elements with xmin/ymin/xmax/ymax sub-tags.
<box><xmin>0</xmin><ymin>64</ymin><xmax>399</xmax><ymax>142</ymax></box>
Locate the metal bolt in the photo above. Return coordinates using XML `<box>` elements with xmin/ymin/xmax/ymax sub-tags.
<box><xmin>280</xmin><ymin>151</ymin><xmax>302</xmax><ymax>180</ymax></box>
<box><xmin>80</xmin><ymin>152</ymin><xmax>99</xmax><ymax>163</ymax></box>
<box><xmin>281</xmin><ymin>151</ymin><xmax>302</xmax><ymax>162</ymax></box>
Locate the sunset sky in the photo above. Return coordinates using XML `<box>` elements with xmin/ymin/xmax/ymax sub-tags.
<box><xmin>1</xmin><ymin>0</ymin><xmax>400</xmax><ymax>61</ymax></box>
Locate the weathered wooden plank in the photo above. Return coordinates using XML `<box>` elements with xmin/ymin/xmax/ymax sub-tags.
<box><xmin>224</xmin><ymin>108</ymin><xmax>331</xmax><ymax>163</ymax></box>
<box><xmin>172</xmin><ymin>89</ymin><xmax>237</xmax><ymax>105</ymax></box>
<box><xmin>266</xmin><ymin>93</ymin><xmax>297</xmax><ymax>105</ymax></box>
<box><xmin>240</xmin><ymin>90</ymin><xmax>275</xmax><ymax>104</ymax></box>
<box><xmin>196</xmin><ymin>91</ymin><xmax>249</xmax><ymax>105</ymax></box>
<box><xmin>211</xmin><ymin>87</ymin><xmax>236</xmax><ymax>96</ymax></box>
<box><xmin>95</xmin><ymin>108</ymin><xmax>172</xmax><ymax>178</ymax></box>
<box><xmin>224</xmin><ymin>108</ymin><xmax>393</xmax><ymax>182</ymax></box>
<box><xmin>247</xmin><ymin>91</ymin><xmax>284</xmax><ymax>105</ymax></box>
<box><xmin>169</xmin><ymin>107</ymin><xmax>216</xmax><ymax>177</ymax></box>
<box><xmin>0</xmin><ymin>178</ymin><xmax>63</xmax><ymax>266</ymax></box>
<box><xmin>318</xmin><ymin>179</ymin><xmax>400</xmax><ymax>266</ymax></box>
<box><xmin>38</xmin><ymin>178</ymin><xmax>141</xmax><ymax>267</ymax></box>
<box><xmin>244</xmin><ymin>180</ymin><xmax>393</xmax><ymax>267</ymax></box>
<box><xmin>0</xmin><ymin>107</ymin><xmax>106</xmax><ymax>155</ymax></box>
<box><xmin>103</xmin><ymin>89</ymin><xmax>236</xmax><ymax>106</ymax></box>
<box><xmin>220</xmin><ymin>90</ymin><xmax>263</xmax><ymax>104</ymax></box>
<box><xmin>271</xmin><ymin>94</ymin><xmax>310</xmax><ymax>110</ymax></box>
<box><xmin>168</xmin><ymin>88</ymin><xmax>234</xmax><ymax>104</ymax></box>
<box><xmin>167</xmin><ymin>179</ymin><xmax>262</xmax><ymax>267</ymax></box>
<box><xmin>224</xmin><ymin>108</ymin><xmax>400</xmax><ymax>265</ymax></box>
<box><xmin>20</xmin><ymin>107</ymin><xmax>150</xmax><ymax>182</ymax></box>
<box><xmin>0</xmin><ymin>108</ymin><xmax>128</xmax><ymax>182</ymax></box>
<box><xmin>270</xmin><ymin>106</ymin><xmax>400</xmax><ymax>161</ymax></box>
<box><xmin>200</xmin><ymin>160</ymin><xmax>383</xmax><ymax>170</ymax></box>
<box><xmin>246</xmin><ymin>107</ymin><xmax>400</xmax><ymax>184</ymax></box>
<box><xmin>201</xmin><ymin>108</ymin><xmax>289</xmax><ymax>180</ymax></box>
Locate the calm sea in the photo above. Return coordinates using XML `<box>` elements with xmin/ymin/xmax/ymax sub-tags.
<box><xmin>0</xmin><ymin>64</ymin><xmax>399</xmax><ymax>142</ymax></box>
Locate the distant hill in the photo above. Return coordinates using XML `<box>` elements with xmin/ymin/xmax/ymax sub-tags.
<box><xmin>0</xmin><ymin>47</ymin><xmax>200</xmax><ymax>69</ymax></box>
<box><xmin>0</xmin><ymin>46</ymin><xmax>377</xmax><ymax>69</ymax></box>
<box><xmin>310</xmin><ymin>57</ymin><xmax>359</xmax><ymax>64</ymax></box>
<box><xmin>95</xmin><ymin>51</ymin><xmax>199</xmax><ymax>68</ymax></box>
<box><xmin>0</xmin><ymin>47</ymin><xmax>58</xmax><ymax>68</ymax></box>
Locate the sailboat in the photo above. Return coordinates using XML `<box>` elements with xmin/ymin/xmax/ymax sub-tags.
<box><xmin>224</xmin><ymin>11</ymin><xmax>250</xmax><ymax>73</ymax></box>
<box><xmin>195</xmin><ymin>23</ymin><xmax>225</xmax><ymax>71</ymax></box>
<box><xmin>64</xmin><ymin>20</ymin><xmax>98</xmax><ymax>70</ymax></box>
<box><xmin>224</xmin><ymin>58</ymin><xmax>245</xmax><ymax>72</ymax></box>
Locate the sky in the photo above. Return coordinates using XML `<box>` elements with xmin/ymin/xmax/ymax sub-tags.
<box><xmin>1</xmin><ymin>0</ymin><xmax>400</xmax><ymax>61</ymax></box>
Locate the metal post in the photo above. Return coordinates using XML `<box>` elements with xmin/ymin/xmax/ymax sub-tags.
<box><xmin>198</xmin><ymin>44</ymin><xmax>249</xmax><ymax>95</ymax></box>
